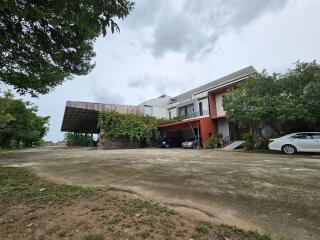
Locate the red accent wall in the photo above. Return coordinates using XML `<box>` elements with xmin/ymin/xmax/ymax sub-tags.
<box><xmin>209</xmin><ymin>84</ymin><xmax>240</xmax><ymax>119</ymax></box>
<box><xmin>199</xmin><ymin>117</ymin><xmax>216</xmax><ymax>146</ymax></box>
<box><xmin>157</xmin><ymin>117</ymin><xmax>217</xmax><ymax>147</ymax></box>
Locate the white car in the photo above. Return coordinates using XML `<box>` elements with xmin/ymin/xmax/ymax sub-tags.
<box><xmin>182</xmin><ymin>139</ymin><xmax>196</xmax><ymax>149</ymax></box>
<box><xmin>268</xmin><ymin>132</ymin><xmax>320</xmax><ymax>154</ymax></box>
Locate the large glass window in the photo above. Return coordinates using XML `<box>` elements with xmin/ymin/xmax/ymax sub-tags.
<box><xmin>178</xmin><ymin>104</ymin><xmax>194</xmax><ymax>118</ymax></box>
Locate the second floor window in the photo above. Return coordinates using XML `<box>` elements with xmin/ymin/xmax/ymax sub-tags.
<box><xmin>199</xmin><ymin>102</ymin><xmax>203</xmax><ymax>116</ymax></box>
<box><xmin>178</xmin><ymin>104</ymin><xmax>194</xmax><ymax>118</ymax></box>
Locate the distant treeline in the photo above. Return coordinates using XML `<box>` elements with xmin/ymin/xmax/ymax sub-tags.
<box><xmin>0</xmin><ymin>91</ymin><xmax>50</xmax><ymax>148</ymax></box>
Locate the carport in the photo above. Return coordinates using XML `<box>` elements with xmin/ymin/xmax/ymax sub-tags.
<box><xmin>61</xmin><ymin>102</ymin><xmax>99</xmax><ymax>134</ymax></box>
<box><xmin>157</xmin><ymin>117</ymin><xmax>216</xmax><ymax>147</ymax></box>
<box><xmin>61</xmin><ymin>101</ymin><xmax>142</xmax><ymax>134</ymax></box>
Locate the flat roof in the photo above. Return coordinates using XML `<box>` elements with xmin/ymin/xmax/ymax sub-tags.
<box><xmin>170</xmin><ymin>66</ymin><xmax>257</xmax><ymax>102</ymax></box>
<box><xmin>61</xmin><ymin>101</ymin><xmax>142</xmax><ymax>133</ymax></box>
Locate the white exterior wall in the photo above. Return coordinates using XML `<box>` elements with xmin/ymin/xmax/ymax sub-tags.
<box><xmin>193</xmin><ymin>91</ymin><xmax>207</xmax><ymax>99</ymax></box>
<box><xmin>153</xmin><ymin>107</ymin><xmax>169</xmax><ymax>119</ymax></box>
<box><xmin>217</xmin><ymin>118</ymin><xmax>230</xmax><ymax>143</ymax></box>
<box><xmin>143</xmin><ymin>106</ymin><xmax>169</xmax><ymax>119</ymax></box>
<box><xmin>143</xmin><ymin>106</ymin><xmax>153</xmax><ymax>116</ymax></box>
<box><xmin>197</xmin><ymin>98</ymin><xmax>209</xmax><ymax>115</ymax></box>
<box><xmin>168</xmin><ymin>101</ymin><xmax>180</xmax><ymax>109</ymax></box>
<box><xmin>215</xmin><ymin>93</ymin><xmax>226</xmax><ymax>117</ymax></box>
<box><xmin>168</xmin><ymin>108</ymin><xmax>177</xmax><ymax>119</ymax></box>
<box><xmin>138</xmin><ymin>95</ymin><xmax>171</xmax><ymax>119</ymax></box>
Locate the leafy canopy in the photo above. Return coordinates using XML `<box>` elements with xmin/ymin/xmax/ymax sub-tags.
<box><xmin>223</xmin><ymin>61</ymin><xmax>320</xmax><ymax>135</ymax></box>
<box><xmin>0</xmin><ymin>0</ymin><xmax>134</xmax><ymax>96</ymax></box>
<box><xmin>0</xmin><ymin>91</ymin><xmax>49</xmax><ymax>148</ymax></box>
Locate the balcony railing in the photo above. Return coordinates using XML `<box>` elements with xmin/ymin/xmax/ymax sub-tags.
<box><xmin>178</xmin><ymin>109</ymin><xmax>209</xmax><ymax>119</ymax></box>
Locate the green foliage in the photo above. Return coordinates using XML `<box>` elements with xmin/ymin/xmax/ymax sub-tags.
<box><xmin>192</xmin><ymin>222</ymin><xmax>271</xmax><ymax>240</ymax></box>
<box><xmin>0</xmin><ymin>0</ymin><xmax>134</xmax><ymax>96</ymax></box>
<box><xmin>241</xmin><ymin>133</ymin><xmax>255</xmax><ymax>150</ymax></box>
<box><xmin>98</xmin><ymin>111</ymin><xmax>174</xmax><ymax>145</ymax></box>
<box><xmin>0</xmin><ymin>167</ymin><xmax>96</xmax><ymax>210</ymax></box>
<box><xmin>64</xmin><ymin>132</ymin><xmax>74</xmax><ymax>146</ymax></box>
<box><xmin>130</xmin><ymin>199</ymin><xmax>175</xmax><ymax>215</ymax></box>
<box><xmin>0</xmin><ymin>91</ymin><xmax>49</xmax><ymax>148</ymax></box>
<box><xmin>215</xmin><ymin>224</ymin><xmax>271</xmax><ymax>240</ymax></box>
<box><xmin>223</xmin><ymin>61</ymin><xmax>320</xmax><ymax>135</ymax></box>
<box><xmin>64</xmin><ymin>132</ymin><xmax>94</xmax><ymax>147</ymax></box>
<box><xmin>84</xmin><ymin>234</ymin><xmax>104</xmax><ymax>240</ymax></box>
<box><xmin>191</xmin><ymin>221</ymin><xmax>213</xmax><ymax>239</ymax></box>
<box><xmin>207</xmin><ymin>133</ymin><xmax>223</xmax><ymax>148</ymax></box>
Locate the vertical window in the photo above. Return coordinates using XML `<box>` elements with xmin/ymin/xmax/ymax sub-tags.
<box><xmin>199</xmin><ymin>102</ymin><xmax>203</xmax><ymax>116</ymax></box>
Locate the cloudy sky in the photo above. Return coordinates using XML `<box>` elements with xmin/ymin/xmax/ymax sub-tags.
<box><xmin>7</xmin><ymin>0</ymin><xmax>320</xmax><ymax>142</ymax></box>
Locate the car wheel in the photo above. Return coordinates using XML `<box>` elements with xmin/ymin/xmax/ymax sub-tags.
<box><xmin>165</xmin><ymin>144</ymin><xmax>170</xmax><ymax>148</ymax></box>
<box><xmin>282</xmin><ymin>144</ymin><xmax>297</xmax><ymax>155</ymax></box>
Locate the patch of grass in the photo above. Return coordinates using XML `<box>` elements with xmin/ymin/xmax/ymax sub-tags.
<box><xmin>192</xmin><ymin>221</ymin><xmax>213</xmax><ymax>240</ymax></box>
<box><xmin>129</xmin><ymin>198</ymin><xmax>176</xmax><ymax>215</ymax></box>
<box><xmin>108</xmin><ymin>214</ymin><xmax>123</xmax><ymax>225</ymax></box>
<box><xmin>215</xmin><ymin>224</ymin><xmax>272</xmax><ymax>240</ymax></box>
<box><xmin>165</xmin><ymin>236</ymin><xmax>177</xmax><ymax>240</ymax></box>
<box><xmin>0</xmin><ymin>148</ymin><xmax>11</xmax><ymax>155</ymax></box>
<box><xmin>195</xmin><ymin>221</ymin><xmax>212</xmax><ymax>234</ymax></box>
<box><xmin>160</xmin><ymin>217</ymin><xmax>176</xmax><ymax>229</ymax></box>
<box><xmin>0</xmin><ymin>147</ymin><xmax>28</xmax><ymax>155</ymax></box>
<box><xmin>0</xmin><ymin>167</ymin><xmax>274</xmax><ymax>240</ymax></box>
<box><xmin>191</xmin><ymin>222</ymin><xmax>272</xmax><ymax>240</ymax></box>
<box><xmin>175</xmin><ymin>228</ymin><xmax>186</xmax><ymax>237</ymax></box>
<box><xmin>139</xmin><ymin>228</ymin><xmax>153</xmax><ymax>239</ymax></box>
<box><xmin>0</xmin><ymin>167</ymin><xmax>97</xmax><ymax>209</ymax></box>
<box><xmin>84</xmin><ymin>234</ymin><xmax>104</xmax><ymax>240</ymax></box>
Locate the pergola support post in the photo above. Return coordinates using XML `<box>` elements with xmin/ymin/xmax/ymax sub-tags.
<box><xmin>90</xmin><ymin>133</ymin><xmax>94</xmax><ymax>146</ymax></box>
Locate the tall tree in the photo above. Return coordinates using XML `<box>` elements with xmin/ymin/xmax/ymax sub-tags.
<box><xmin>223</xmin><ymin>61</ymin><xmax>320</xmax><ymax>136</ymax></box>
<box><xmin>0</xmin><ymin>91</ymin><xmax>49</xmax><ymax>148</ymax></box>
<box><xmin>0</xmin><ymin>0</ymin><xmax>134</xmax><ymax>96</ymax></box>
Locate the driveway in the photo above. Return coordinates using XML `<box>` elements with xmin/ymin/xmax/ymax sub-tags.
<box><xmin>1</xmin><ymin>147</ymin><xmax>319</xmax><ymax>240</ymax></box>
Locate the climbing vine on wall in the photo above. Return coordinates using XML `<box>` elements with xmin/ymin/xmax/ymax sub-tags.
<box><xmin>98</xmin><ymin>111</ymin><xmax>179</xmax><ymax>144</ymax></box>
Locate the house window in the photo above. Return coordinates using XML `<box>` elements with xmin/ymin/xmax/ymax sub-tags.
<box><xmin>199</xmin><ymin>102</ymin><xmax>203</xmax><ymax>116</ymax></box>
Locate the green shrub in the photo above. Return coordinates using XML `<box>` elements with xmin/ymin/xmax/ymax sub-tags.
<box><xmin>207</xmin><ymin>133</ymin><xmax>223</xmax><ymax>148</ymax></box>
<box><xmin>98</xmin><ymin>111</ymin><xmax>180</xmax><ymax>145</ymax></box>
<box><xmin>64</xmin><ymin>132</ymin><xmax>94</xmax><ymax>147</ymax></box>
<box><xmin>254</xmin><ymin>137</ymin><xmax>270</xmax><ymax>150</ymax></box>
<box><xmin>242</xmin><ymin>133</ymin><xmax>255</xmax><ymax>151</ymax></box>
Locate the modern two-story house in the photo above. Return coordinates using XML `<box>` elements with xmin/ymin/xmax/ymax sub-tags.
<box><xmin>61</xmin><ymin>66</ymin><xmax>257</xmax><ymax>148</ymax></box>
<box><xmin>157</xmin><ymin>66</ymin><xmax>257</xmax><ymax>147</ymax></box>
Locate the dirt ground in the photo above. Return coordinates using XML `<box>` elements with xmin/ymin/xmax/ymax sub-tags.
<box><xmin>1</xmin><ymin>147</ymin><xmax>320</xmax><ymax>240</ymax></box>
